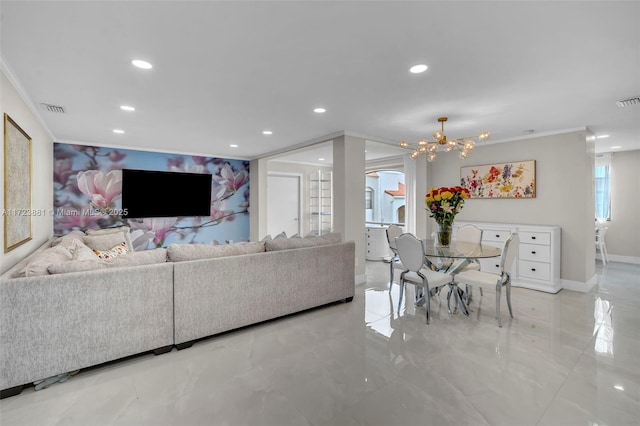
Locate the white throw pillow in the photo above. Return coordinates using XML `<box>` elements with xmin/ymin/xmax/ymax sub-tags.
<box><xmin>93</xmin><ymin>241</ymin><xmax>129</xmax><ymax>260</ymax></box>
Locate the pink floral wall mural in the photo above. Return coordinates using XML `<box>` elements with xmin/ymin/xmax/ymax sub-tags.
<box><xmin>54</xmin><ymin>143</ymin><xmax>250</xmax><ymax>249</ymax></box>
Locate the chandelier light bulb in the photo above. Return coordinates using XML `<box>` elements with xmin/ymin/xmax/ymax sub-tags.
<box><xmin>479</xmin><ymin>131</ymin><xmax>490</xmax><ymax>140</ymax></box>
<box><xmin>433</xmin><ymin>130</ymin><xmax>443</xmax><ymax>140</ymax></box>
<box><xmin>418</xmin><ymin>138</ymin><xmax>428</xmax><ymax>147</ymax></box>
<box><xmin>459</xmin><ymin>150</ymin><xmax>469</xmax><ymax>159</ymax></box>
<box><xmin>464</xmin><ymin>140</ymin><xmax>476</xmax><ymax>151</ymax></box>
<box><xmin>428</xmin><ymin>143</ymin><xmax>439</xmax><ymax>153</ymax></box>
<box><xmin>418</xmin><ymin>145</ymin><xmax>428</xmax><ymax>153</ymax></box>
<box><xmin>400</xmin><ymin>140</ymin><xmax>409</xmax><ymax>149</ymax></box>
<box><xmin>445</xmin><ymin>145</ymin><xmax>454</xmax><ymax>152</ymax></box>
<box><xmin>427</xmin><ymin>153</ymin><xmax>437</xmax><ymax>162</ymax></box>
<box><xmin>410</xmin><ymin>151</ymin><xmax>419</xmax><ymax>159</ymax></box>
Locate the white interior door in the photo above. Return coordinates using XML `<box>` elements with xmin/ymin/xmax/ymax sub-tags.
<box><xmin>267</xmin><ymin>174</ymin><xmax>301</xmax><ymax>237</ymax></box>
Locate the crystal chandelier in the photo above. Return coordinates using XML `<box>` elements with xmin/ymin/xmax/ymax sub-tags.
<box><xmin>399</xmin><ymin>117</ymin><xmax>490</xmax><ymax>162</ymax></box>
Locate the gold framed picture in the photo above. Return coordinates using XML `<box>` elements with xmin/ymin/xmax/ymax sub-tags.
<box><xmin>4</xmin><ymin>113</ymin><xmax>33</xmax><ymax>252</ymax></box>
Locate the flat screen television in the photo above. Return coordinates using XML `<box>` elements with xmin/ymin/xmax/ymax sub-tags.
<box><xmin>121</xmin><ymin>169</ymin><xmax>212</xmax><ymax>218</ymax></box>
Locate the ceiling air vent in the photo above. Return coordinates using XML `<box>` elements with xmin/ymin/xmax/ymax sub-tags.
<box><xmin>40</xmin><ymin>103</ymin><xmax>66</xmax><ymax>113</ymax></box>
<box><xmin>616</xmin><ymin>96</ymin><xmax>640</xmax><ymax>108</ymax></box>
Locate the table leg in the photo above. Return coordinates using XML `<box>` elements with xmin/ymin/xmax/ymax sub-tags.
<box><xmin>454</xmin><ymin>285</ymin><xmax>469</xmax><ymax>316</ymax></box>
<box><xmin>446</xmin><ymin>282</ymin><xmax>470</xmax><ymax>316</ymax></box>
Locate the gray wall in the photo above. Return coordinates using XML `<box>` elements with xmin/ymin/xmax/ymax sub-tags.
<box><xmin>427</xmin><ymin>130</ymin><xmax>595</xmax><ymax>285</ymax></box>
<box><xmin>1</xmin><ymin>70</ymin><xmax>54</xmax><ymax>273</ymax></box>
<box><xmin>608</xmin><ymin>150</ymin><xmax>640</xmax><ymax>260</ymax></box>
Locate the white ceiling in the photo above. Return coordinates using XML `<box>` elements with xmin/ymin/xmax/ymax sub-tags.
<box><xmin>1</xmin><ymin>1</ymin><xmax>639</xmax><ymax>165</ymax></box>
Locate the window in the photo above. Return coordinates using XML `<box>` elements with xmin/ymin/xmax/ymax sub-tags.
<box><xmin>365</xmin><ymin>187</ymin><xmax>373</xmax><ymax>210</ymax></box>
<box><xmin>595</xmin><ymin>154</ymin><xmax>611</xmax><ymax>220</ymax></box>
<box><xmin>364</xmin><ymin>170</ymin><xmax>405</xmax><ymax>224</ymax></box>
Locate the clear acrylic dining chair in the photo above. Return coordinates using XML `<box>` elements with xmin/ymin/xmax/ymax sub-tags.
<box><xmin>385</xmin><ymin>224</ymin><xmax>405</xmax><ymax>293</ymax></box>
<box><xmin>454</xmin><ymin>233</ymin><xmax>519</xmax><ymax>327</ymax></box>
<box><xmin>596</xmin><ymin>225</ymin><xmax>609</xmax><ymax>264</ymax></box>
<box><xmin>395</xmin><ymin>233</ymin><xmax>453</xmax><ymax>324</ymax></box>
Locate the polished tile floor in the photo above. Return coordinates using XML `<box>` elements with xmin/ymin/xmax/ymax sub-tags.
<box><xmin>1</xmin><ymin>260</ymin><xmax>639</xmax><ymax>426</ymax></box>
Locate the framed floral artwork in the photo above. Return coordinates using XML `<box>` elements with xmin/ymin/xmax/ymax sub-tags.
<box><xmin>460</xmin><ymin>160</ymin><xmax>536</xmax><ymax>198</ymax></box>
<box><xmin>4</xmin><ymin>113</ymin><xmax>33</xmax><ymax>252</ymax></box>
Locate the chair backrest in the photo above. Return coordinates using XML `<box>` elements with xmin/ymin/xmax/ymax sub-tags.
<box><xmin>595</xmin><ymin>226</ymin><xmax>608</xmax><ymax>242</ymax></box>
<box><xmin>395</xmin><ymin>233</ymin><xmax>425</xmax><ymax>272</ymax></box>
<box><xmin>456</xmin><ymin>224</ymin><xmax>483</xmax><ymax>244</ymax></box>
<box><xmin>386</xmin><ymin>224</ymin><xmax>403</xmax><ymax>252</ymax></box>
<box><xmin>500</xmin><ymin>233</ymin><xmax>520</xmax><ymax>275</ymax></box>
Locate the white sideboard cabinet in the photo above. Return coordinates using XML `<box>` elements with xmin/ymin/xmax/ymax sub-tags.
<box><xmin>366</xmin><ymin>225</ymin><xmax>392</xmax><ymax>261</ymax></box>
<box><xmin>453</xmin><ymin>221</ymin><xmax>562</xmax><ymax>293</ymax></box>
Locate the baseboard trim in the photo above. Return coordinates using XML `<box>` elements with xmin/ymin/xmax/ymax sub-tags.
<box><xmin>355</xmin><ymin>273</ymin><xmax>367</xmax><ymax>286</ymax></box>
<box><xmin>562</xmin><ymin>274</ymin><xmax>597</xmax><ymax>293</ymax></box>
<box><xmin>597</xmin><ymin>254</ymin><xmax>640</xmax><ymax>265</ymax></box>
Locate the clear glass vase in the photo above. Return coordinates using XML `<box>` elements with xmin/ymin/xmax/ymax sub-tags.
<box><xmin>437</xmin><ymin>223</ymin><xmax>452</xmax><ymax>247</ymax></box>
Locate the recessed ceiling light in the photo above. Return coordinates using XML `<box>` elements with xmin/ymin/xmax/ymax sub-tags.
<box><xmin>596</xmin><ymin>134</ymin><xmax>610</xmax><ymax>139</ymax></box>
<box><xmin>523</xmin><ymin>129</ymin><xmax>535</xmax><ymax>134</ymax></box>
<box><xmin>314</xmin><ymin>107</ymin><xmax>326</xmax><ymax>113</ymax></box>
<box><xmin>113</xmin><ymin>129</ymin><xmax>125</xmax><ymax>134</ymax></box>
<box><xmin>131</xmin><ymin>59</ymin><xmax>152</xmax><ymax>69</ymax></box>
<box><xmin>318</xmin><ymin>158</ymin><xmax>325</xmax><ymax>161</ymax></box>
<box><xmin>262</xmin><ymin>130</ymin><xmax>273</xmax><ymax>135</ymax></box>
<box><xmin>610</xmin><ymin>145</ymin><xmax>621</xmax><ymax>149</ymax></box>
<box><xmin>230</xmin><ymin>144</ymin><xmax>238</xmax><ymax>148</ymax></box>
<box><xmin>409</xmin><ymin>64</ymin><xmax>428</xmax><ymax>74</ymax></box>
<box><xmin>120</xmin><ymin>105</ymin><xmax>135</xmax><ymax>111</ymax></box>
<box><xmin>614</xmin><ymin>385</ymin><xmax>624</xmax><ymax>391</ymax></box>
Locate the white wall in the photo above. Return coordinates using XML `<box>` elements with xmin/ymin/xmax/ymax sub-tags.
<box><xmin>607</xmin><ymin>150</ymin><xmax>640</xmax><ymax>262</ymax></box>
<box><xmin>1</xmin><ymin>70</ymin><xmax>54</xmax><ymax>273</ymax></box>
<box><xmin>267</xmin><ymin>160</ymin><xmax>332</xmax><ymax>236</ymax></box>
<box><xmin>428</xmin><ymin>130</ymin><xmax>595</xmax><ymax>285</ymax></box>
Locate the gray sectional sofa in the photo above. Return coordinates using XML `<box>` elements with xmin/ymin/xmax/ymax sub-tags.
<box><xmin>0</xmin><ymin>232</ymin><xmax>355</xmax><ymax>398</ymax></box>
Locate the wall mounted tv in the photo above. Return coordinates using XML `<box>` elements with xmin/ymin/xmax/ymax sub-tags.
<box><xmin>121</xmin><ymin>169</ymin><xmax>212</xmax><ymax>218</ymax></box>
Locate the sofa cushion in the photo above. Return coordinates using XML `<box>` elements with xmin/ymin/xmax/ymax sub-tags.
<box><xmin>167</xmin><ymin>242</ymin><xmax>265</xmax><ymax>262</ymax></box>
<box><xmin>93</xmin><ymin>241</ymin><xmax>129</xmax><ymax>260</ymax></box>
<box><xmin>47</xmin><ymin>248</ymin><xmax>167</xmax><ymax>274</ymax></box>
<box><xmin>264</xmin><ymin>232</ymin><xmax>342</xmax><ymax>252</ymax></box>
<box><xmin>18</xmin><ymin>245</ymin><xmax>74</xmax><ymax>277</ymax></box>
<box><xmin>84</xmin><ymin>226</ymin><xmax>133</xmax><ymax>251</ymax></box>
<box><xmin>69</xmin><ymin>238</ymin><xmax>100</xmax><ymax>261</ymax></box>
<box><xmin>50</xmin><ymin>230</ymin><xmax>85</xmax><ymax>247</ymax></box>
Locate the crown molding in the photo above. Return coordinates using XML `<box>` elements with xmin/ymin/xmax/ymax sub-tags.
<box><xmin>0</xmin><ymin>54</ymin><xmax>55</xmax><ymax>140</ymax></box>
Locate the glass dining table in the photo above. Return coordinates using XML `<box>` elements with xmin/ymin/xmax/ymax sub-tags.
<box><xmin>421</xmin><ymin>239</ymin><xmax>502</xmax><ymax>316</ymax></box>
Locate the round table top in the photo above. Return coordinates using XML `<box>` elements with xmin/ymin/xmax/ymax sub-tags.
<box><xmin>422</xmin><ymin>239</ymin><xmax>502</xmax><ymax>259</ymax></box>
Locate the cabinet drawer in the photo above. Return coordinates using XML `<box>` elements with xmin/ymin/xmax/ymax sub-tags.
<box><xmin>518</xmin><ymin>260</ymin><xmax>550</xmax><ymax>281</ymax></box>
<box><xmin>482</xmin><ymin>229</ymin><xmax>510</xmax><ymax>243</ymax></box>
<box><xmin>519</xmin><ymin>243</ymin><xmax>551</xmax><ymax>262</ymax></box>
<box><xmin>479</xmin><ymin>258</ymin><xmax>502</xmax><ymax>275</ymax></box>
<box><xmin>519</xmin><ymin>231</ymin><xmax>550</xmax><ymax>246</ymax></box>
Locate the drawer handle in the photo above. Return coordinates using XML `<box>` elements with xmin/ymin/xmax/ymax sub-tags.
<box><xmin>496</xmin><ymin>234</ymin><xmax>500</xmax><ymax>238</ymax></box>
<box><xmin>531</xmin><ymin>236</ymin><xmax>536</xmax><ymax>240</ymax></box>
<box><xmin>531</xmin><ymin>251</ymin><xmax>536</xmax><ymax>254</ymax></box>
<box><xmin>531</xmin><ymin>268</ymin><xmax>536</xmax><ymax>272</ymax></box>
<box><xmin>495</xmin><ymin>264</ymin><xmax>500</xmax><ymax>268</ymax></box>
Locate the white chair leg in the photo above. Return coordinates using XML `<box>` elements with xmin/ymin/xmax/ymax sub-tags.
<box><xmin>397</xmin><ymin>281</ymin><xmax>405</xmax><ymax>314</ymax></box>
<box><xmin>389</xmin><ymin>262</ymin><xmax>394</xmax><ymax>293</ymax></box>
<box><xmin>495</xmin><ymin>281</ymin><xmax>502</xmax><ymax>327</ymax></box>
<box><xmin>506</xmin><ymin>280</ymin><xmax>513</xmax><ymax>319</ymax></box>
